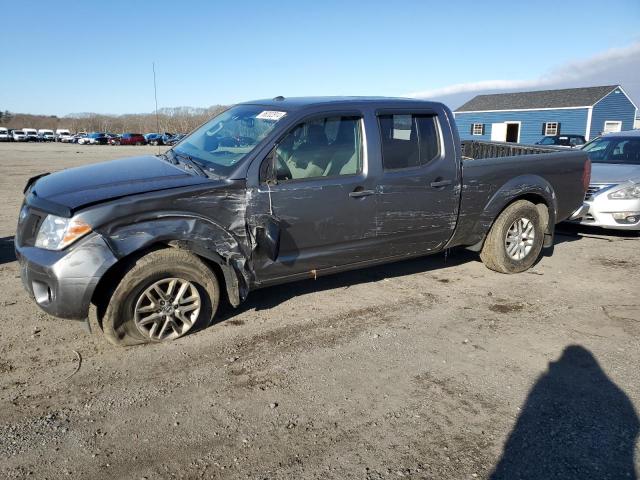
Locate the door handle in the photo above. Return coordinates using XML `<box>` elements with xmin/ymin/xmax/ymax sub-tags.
<box><xmin>430</xmin><ymin>179</ymin><xmax>452</xmax><ymax>188</ymax></box>
<box><xmin>349</xmin><ymin>189</ymin><xmax>375</xmax><ymax>198</ymax></box>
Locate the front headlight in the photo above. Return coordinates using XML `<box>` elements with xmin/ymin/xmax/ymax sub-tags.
<box><xmin>608</xmin><ymin>183</ymin><xmax>640</xmax><ymax>200</ymax></box>
<box><xmin>35</xmin><ymin>215</ymin><xmax>92</xmax><ymax>250</ymax></box>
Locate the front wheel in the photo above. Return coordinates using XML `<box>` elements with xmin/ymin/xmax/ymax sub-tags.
<box><xmin>96</xmin><ymin>249</ymin><xmax>220</xmax><ymax>346</ymax></box>
<box><xmin>480</xmin><ymin>200</ymin><xmax>545</xmax><ymax>274</ymax></box>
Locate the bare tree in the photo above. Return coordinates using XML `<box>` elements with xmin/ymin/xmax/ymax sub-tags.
<box><xmin>0</xmin><ymin>106</ymin><xmax>228</xmax><ymax>133</ymax></box>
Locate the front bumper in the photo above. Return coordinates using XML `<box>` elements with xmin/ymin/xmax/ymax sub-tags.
<box><xmin>15</xmin><ymin>234</ymin><xmax>118</xmax><ymax>320</ymax></box>
<box><xmin>573</xmin><ymin>196</ymin><xmax>640</xmax><ymax>231</ymax></box>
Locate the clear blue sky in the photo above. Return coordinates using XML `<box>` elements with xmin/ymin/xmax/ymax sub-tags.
<box><xmin>1</xmin><ymin>0</ymin><xmax>639</xmax><ymax>115</ymax></box>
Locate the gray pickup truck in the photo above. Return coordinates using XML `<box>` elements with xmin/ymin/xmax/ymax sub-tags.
<box><xmin>15</xmin><ymin>97</ymin><xmax>590</xmax><ymax>346</ymax></box>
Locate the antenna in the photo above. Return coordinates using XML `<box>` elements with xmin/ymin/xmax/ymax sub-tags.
<box><xmin>152</xmin><ymin>62</ymin><xmax>160</xmax><ymax>154</ymax></box>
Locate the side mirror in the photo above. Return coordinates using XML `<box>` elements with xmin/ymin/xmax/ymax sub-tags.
<box><xmin>254</xmin><ymin>214</ymin><xmax>280</xmax><ymax>261</ymax></box>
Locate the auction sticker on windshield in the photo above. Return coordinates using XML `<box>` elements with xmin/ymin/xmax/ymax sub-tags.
<box><xmin>256</xmin><ymin>111</ymin><xmax>287</xmax><ymax>121</ymax></box>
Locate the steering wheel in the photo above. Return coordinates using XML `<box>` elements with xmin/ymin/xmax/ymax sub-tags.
<box><xmin>275</xmin><ymin>153</ymin><xmax>293</xmax><ymax>181</ymax></box>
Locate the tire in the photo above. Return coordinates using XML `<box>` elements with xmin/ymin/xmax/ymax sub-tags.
<box><xmin>135</xmin><ymin>141</ymin><xmax>141</xmax><ymax>146</ymax></box>
<box><xmin>97</xmin><ymin>249</ymin><xmax>220</xmax><ymax>346</ymax></box>
<box><xmin>480</xmin><ymin>200</ymin><xmax>545</xmax><ymax>274</ymax></box>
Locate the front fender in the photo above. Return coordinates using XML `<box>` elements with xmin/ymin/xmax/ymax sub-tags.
<box><xmin>98</xmin><ymin>215</ymin><xmax>251</xmax><ymax>307</ymax></box>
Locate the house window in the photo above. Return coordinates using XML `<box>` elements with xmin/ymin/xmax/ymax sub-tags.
<box><xmin>603</xmin><ymin>121</ymin><xmax>622</xmax><ymax>134</ymax></box>
<box><xmin>472</xmin><ymin>123</ymin><xmax>484</xmax><ymax>135</ymax></box>
<box><xmin>544</xmin><ymin>122</ymin><xmax>559</xmax><ymax>136</ymax></box>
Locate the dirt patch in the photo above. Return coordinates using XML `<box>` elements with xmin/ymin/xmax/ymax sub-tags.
<box><xmin>596</xmin><ymin>257</ymin><xmax>639</xmax><ymax>268</ymax></box>
<box><xmin>489</xmin><ymin>302</ymin><xmax>526</xmax><ymax>314</ymax></box>
<box><xmin>0</xmin><ymin>360</ymin><xmax>13</xmax><ymax>373</ymax></box>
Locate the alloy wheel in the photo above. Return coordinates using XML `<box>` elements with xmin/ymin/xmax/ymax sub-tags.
<box><xmin>133</xmin><ymin>277</ymin><xmax>201</xmax><ymax>341</ymax></box>
<box><xmin>504</xmin><ymin>217</ymin><xmax>535</xmax><ymax>261</ymax></box>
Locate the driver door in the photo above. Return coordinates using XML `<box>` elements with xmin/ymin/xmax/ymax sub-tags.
<box><xmin>249</xmin><ymin>114</ymin><xmax>379</xmax><ymax>283</ymax></box>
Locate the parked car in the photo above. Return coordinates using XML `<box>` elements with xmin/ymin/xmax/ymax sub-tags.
<box><xmin>536</xmin><ymin>135</ymin><xmax>586</xmax><ymax>148</ymax></box>
<box><xmin>38</xmin><ymin>129</ymin><xmax>55</xmax><ymax>142</ymax></box>
<box><xmin>113</xmin><ymin>133</ymin><xmax>147</xmax><ymax>145</ymax></box>
<box><xmin>56</xmin><ymin>129</ymin><xmax>73</xmax><ymax>142</ymax></box>
<box><xmin>12</xmin><ymin>129</ymin><xmax>27</xmax><ymax>141</ymax></box>
<box><xmin>0</xmin><ymin>127</ymin><xmax>9</xmax><ymax>142</ymax></box>
<box><xmin>80</xmin><ymin>132</ymin><xmax>109</xmax><ymax>145</ymax></box>
<box><xmin>15</xmin><ymin>97</ymin><xmax>590</xmax><ymax>346</ymax></box>
<box><xmin>575</xmin><ymin>130</ymin><xmax>640</xmax><ymax>231</ymax></box>
<box><xmin>23</xmin><ymin>128</ymin><xmax>39</xmax><ymax>142</ymax></box>
<box><xmin>144</xmin><ymin>133</ymin><xmax>165</xmax><ymax>145</ymax></box>
<box><xmin>71</xmin><ymin>133</ymin><xmax>88</xmax><ymax>144</ymax></box>
<box><xmin>163</xmin><ymin>133</ymin><xmax>185</xmax><ymax>146</ymax></box>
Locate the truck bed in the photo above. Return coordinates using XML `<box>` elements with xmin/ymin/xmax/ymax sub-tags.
<box><xmin>447</xmin><ymin>141</ymin><xmax>589</xmax><ymax>249</ymax></box>
<box><xmin>461</xmin><ymin>140</ymin><xmax>566</xmax><ymax>160</ymax></box>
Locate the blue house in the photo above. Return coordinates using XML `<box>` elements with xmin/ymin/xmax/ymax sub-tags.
<box><xmin>454</xmin><ymin>85</ymin><xmax>637</xmax><ymax>144</ymax></box>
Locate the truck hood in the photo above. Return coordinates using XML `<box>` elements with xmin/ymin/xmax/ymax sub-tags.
<box><xmin>590</xmin><ymin>163</ymin><xmax>640</xmax><ymax>184</ymax></box>
<box><xmin>28</xmin><ymin>155</ymin><xmax>211</xmax><ymax>212</ymax></box>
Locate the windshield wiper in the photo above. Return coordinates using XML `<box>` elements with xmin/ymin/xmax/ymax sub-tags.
<box><xmin>173</xmin><ymin>151</ymin><xmax>208</xmax><ymax>178</ymax></box>
<box><xmin>158</xmin><ymin>150</ymin><xmax>178</xmax><ymax>165</ymax></box>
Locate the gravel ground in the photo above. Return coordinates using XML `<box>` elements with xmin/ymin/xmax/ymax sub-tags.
<box><xmin>0</xmin><ymin>143</ymin><xmax>638</xmax><ymax>479</ymax></box>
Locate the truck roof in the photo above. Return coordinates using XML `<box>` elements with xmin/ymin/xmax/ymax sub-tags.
<box><xmin>240</xmin><ymin>96</ymin><xmax>443</xmax><ymax>111</ymax></box>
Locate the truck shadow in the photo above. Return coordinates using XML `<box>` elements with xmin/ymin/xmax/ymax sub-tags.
<box><xmin>216</xmin><ymin>248</ymin><xmax>478</xmax><ymax>320</ymax></box>
<box><xmin>0</xmin><ymin>236</ymin><xmax>16</xmax><ymax>265</ymax></box>
<box><xmin>490</xmin><ymin>345</ymin><xmax>639</xmax><ymax>479</ymax></box>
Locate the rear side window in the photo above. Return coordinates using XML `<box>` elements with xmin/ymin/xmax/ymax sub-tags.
<box><xmin>378</xmin><ymin>114</ymin><xmax>441</xmax><ymax>170</ymax></box>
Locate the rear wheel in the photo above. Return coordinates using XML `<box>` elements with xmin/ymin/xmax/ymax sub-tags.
<box><xmin>480</xmin><ymin>200</ymin><xmax>545</xmax><ymax>274</ymax></box>
<box><xmin>96</xmin><ymin>249</ymin><xmax>220</xmax><ymax>346</ymax></box>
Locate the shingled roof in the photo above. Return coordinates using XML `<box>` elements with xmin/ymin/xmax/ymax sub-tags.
<box><xmin>455</xmin><ymin>85</ymin><xmax>620</xmax><ymax>112</ymax></box>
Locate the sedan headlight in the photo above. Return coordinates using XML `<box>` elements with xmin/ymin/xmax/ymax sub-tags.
<box><xmin>608</xmin><ymin>183</ymin><xmax>640</xmax><ymax>200</ymax></box>
<box><xmin>35</xmin><ymin>215</ymin><xmax>92</xmax><ymax>250</ymax></box>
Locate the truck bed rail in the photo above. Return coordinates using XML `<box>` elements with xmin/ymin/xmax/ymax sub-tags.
<box><xmin>461</xmin><ymin>140</ymin><xmax>563</xmax><ymax>160</ymax></box>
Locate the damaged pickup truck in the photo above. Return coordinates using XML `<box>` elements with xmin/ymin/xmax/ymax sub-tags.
<box><xmin>15</xmin><ymin>97</ymin><xmax>591</xmax><ymax>345</ymax></box>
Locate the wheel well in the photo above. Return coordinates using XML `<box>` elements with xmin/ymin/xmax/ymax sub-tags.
<box><xmin>466</xmin><ymin>194</ymin><xmax>551</xmax><ymax>252</ymax></box>
<box><xmin>515</xmin><ymin>194</ymin><xmax>551</xmax><ymax>234</ymax></box>
<box><xmin>90</xmin><ymin>242</ymin><xmax>228</xmax><ymax>322</ymax></box>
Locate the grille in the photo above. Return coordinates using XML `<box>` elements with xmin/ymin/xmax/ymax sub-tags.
<box><xmin>585</xmin><ymin>184</ymin><xmax>614</xmax><ymax>201</ymax></box>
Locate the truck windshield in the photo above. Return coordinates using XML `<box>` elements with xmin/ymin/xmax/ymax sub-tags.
<box><xmin>173</xmin><ymin>105</ymin><xmax>286</xmax><ymax>176</ymax></box>
<box><xmin>583</xmin><ymin>137</ymin><xmax>640</xmax><ymax>165</ymax></box>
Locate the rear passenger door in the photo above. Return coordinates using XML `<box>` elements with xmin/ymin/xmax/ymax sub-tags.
<box><xmin>375</xmin><ymin>111</ymin><xmax>459</xmax><ymax>254</ymax></box>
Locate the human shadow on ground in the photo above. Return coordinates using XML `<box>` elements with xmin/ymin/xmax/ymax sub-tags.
<box><xmin>491</xmin><ymin>345</ymin><xmax>639</xmax><ymax>480</ymax></box>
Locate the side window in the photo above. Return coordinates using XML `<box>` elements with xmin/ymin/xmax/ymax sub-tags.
<box><xmin>378</xmin><ymin>114</ymin><xmax>441</xmax><ymax>170</ymax></box>
<box><xmin>416</xmin><ymin>115</ymin><xmax>440</xmax><ymax>164</ymax></box>
<box><xmin>262</xmin><ymin>116</ymin><xmax>363</xmax><ymax>182</ymax></box>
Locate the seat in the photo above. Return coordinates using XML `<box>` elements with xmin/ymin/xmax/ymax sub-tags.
<box><xmin>324</xmin><ymin>120</ymin><xmax>358</xmax><ymax>176</ymax></box>
<box><xmin>287</xmin><ymin>125</ymin><xmax>330</xmax><ymax>179</ymax></box>
<box><xmin>623</xmin><ymin>140</ymin><xmax>640</xmax><ymax>163</ymax></box>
